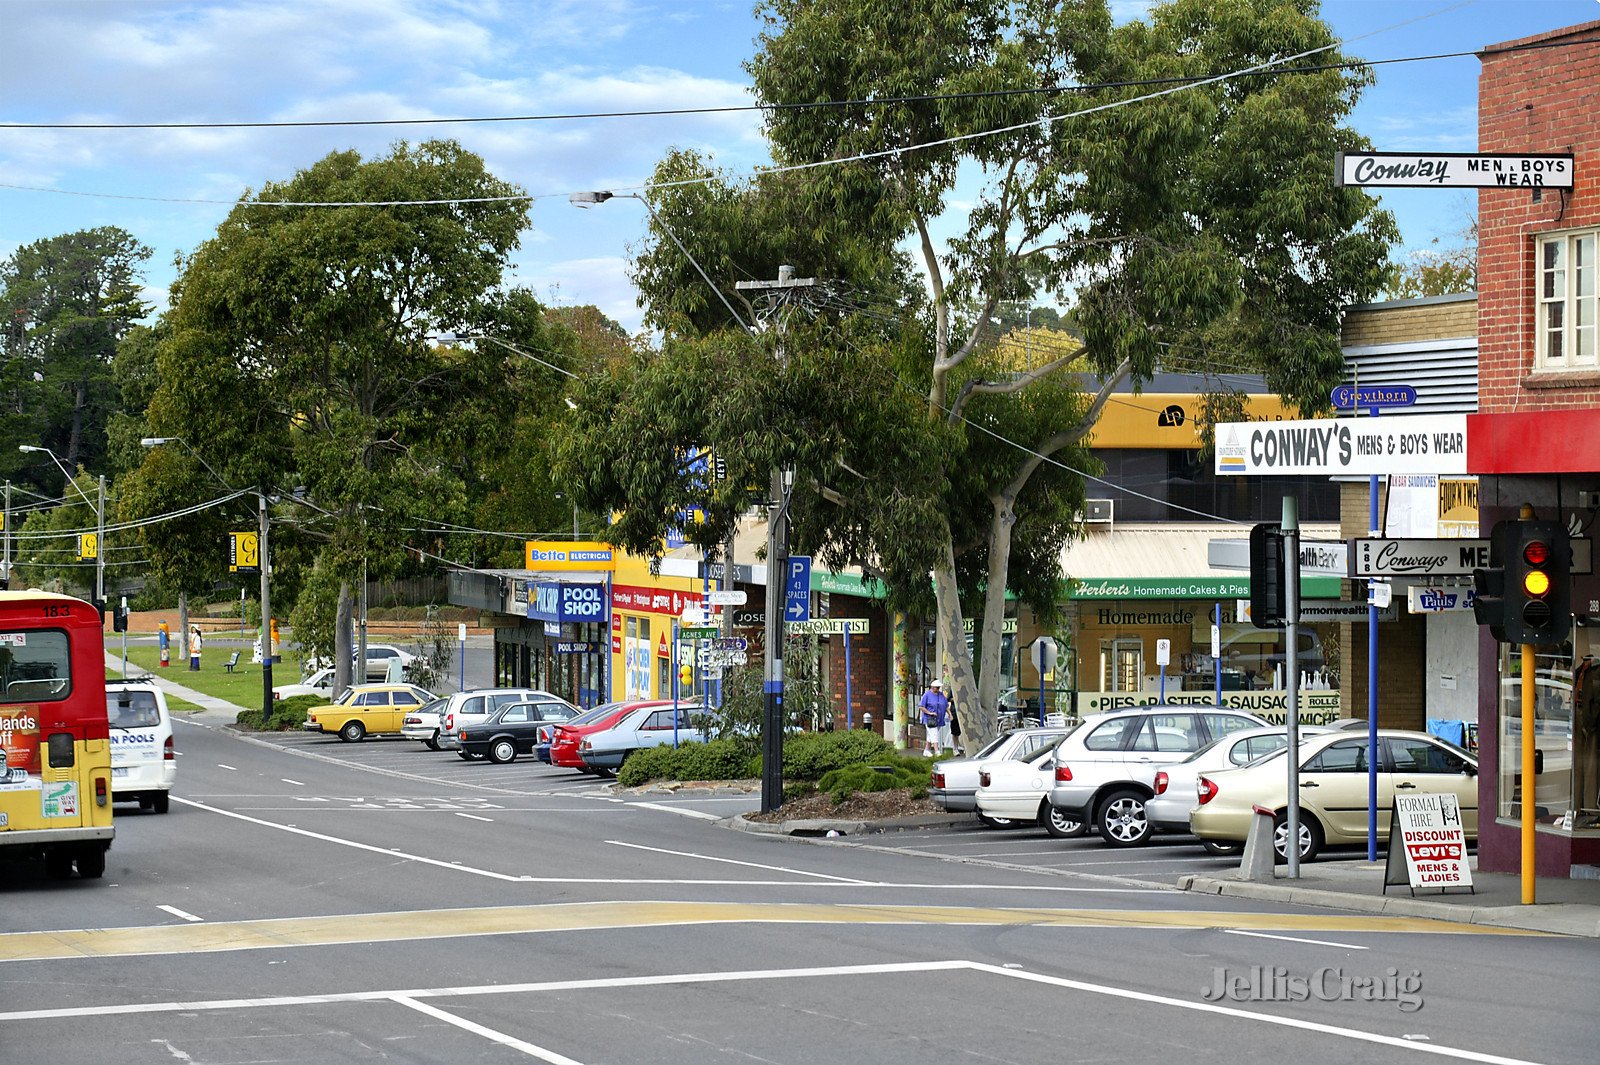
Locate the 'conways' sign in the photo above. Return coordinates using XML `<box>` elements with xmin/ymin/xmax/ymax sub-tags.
<box><xmin>1214</xmin><ymin>414</ymin><xmax>1468</xmax><ymax>477</ymax></box>
<box><xmin>1336</xmin><ymin>152</ymin><xmax>1574</xmax><ymax>189</ymax></box>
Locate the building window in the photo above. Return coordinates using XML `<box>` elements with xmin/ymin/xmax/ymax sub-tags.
<box><xmin>1537</xmin><ymin>229</ymin><xmax>1598</xmax><ymax>370</ymax></box>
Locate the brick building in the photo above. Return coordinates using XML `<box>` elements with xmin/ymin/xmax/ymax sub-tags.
<box><xmin>1469</xmin><ymin>22</ymin><xmax>1600</xmax><ymax>878</ymax></box>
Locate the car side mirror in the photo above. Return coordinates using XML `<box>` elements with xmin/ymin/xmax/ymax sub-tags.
<box><xmin>1462</xmin><ymin>763</ymin><xmax>1477</xmax><ymax>777</ymax></box>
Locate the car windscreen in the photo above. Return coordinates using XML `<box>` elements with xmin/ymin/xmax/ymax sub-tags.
<box><xmin>416</xmin><ymin>697</ymin><xmax>446</xmax><ymax>716</ymax></box>
<box><xmin>107</xmin><ymin>689</ymin><xmax>162</xmax><ymax>728</ymax></box>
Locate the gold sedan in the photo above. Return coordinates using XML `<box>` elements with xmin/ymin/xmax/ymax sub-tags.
<box><xmin>1189</xmin><ymin>730</ymin><xmax>1478</xmax><ymax>861</ymax></box>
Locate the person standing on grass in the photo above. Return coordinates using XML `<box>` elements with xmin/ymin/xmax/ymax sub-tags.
<box><xmin>919</xmin><ymin>679</ymin><xmax>950</xmax><ymax>757</ymax></box>
<box><xmin>189</xmin><ymin>626</ymin><xmax>203</xmax><ymax>671</ymax></box>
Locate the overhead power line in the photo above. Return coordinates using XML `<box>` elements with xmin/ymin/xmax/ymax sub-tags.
<box><xmin>9</xmin><ymin>21</ymin><xmax>1593</xmax><ymax>133</ymax></box>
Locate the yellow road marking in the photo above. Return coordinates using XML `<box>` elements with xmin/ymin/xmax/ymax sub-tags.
<box><xmin>0</xmin><ymin>901</ymin><xmax>1540</xmax><ymax>962</ymax></box>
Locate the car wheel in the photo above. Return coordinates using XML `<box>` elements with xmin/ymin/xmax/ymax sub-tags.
<box><xmin>1201</xmin><ymin>839</ymin><xmax>1243</xmax><ymax>857</ymax></box>
<box><xmin>1041</xmin><ymin>801</ymin><xmax>1086</xmax><ymax>839</ymax></box>
<box><xmin>424</xmin><ymin>733</ymin><xmax>440</xmax><ymax>751</ymax></box>
<box><xmin>152</xmin><ymin>792</ymin><xmax>170</xmax><ymax>815</ymax></box>
<box><xmin>1274</xmin><ymin>810</ymin><xmax>1324</xmax><ymax>862</ymax></box>
<box><xmin>75</xmin><ymin>847</ymin><xmax>106</xmax><ymax>879</ymax></box>
<box><xmin>339</xmin><ymin>721</ymin><xmax>366</xmax><ymax>743</ymax></box>
<box><xmin>977</xmin><ymin>813</ymin><xmax>1016</xmax><ymax>829</ymax></box>
<box><xmin>1096</xmin><ymin>789</ymin><xmax>1153</xmax><ymax>847</ymax></box>
<box><xmin>488</xmin><ymin>739</ymin><xmax>517</xmax><ymax>765</ymax></box>
<box><xmin>45</xmin><ymin>850</ymin><xmax>75</xmax><ymax>879</ymax></box>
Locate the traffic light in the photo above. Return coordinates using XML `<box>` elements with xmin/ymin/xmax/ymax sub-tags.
<box><xmin>111</xmin><ymin>605</ymin><xmax>128</xmax><ymax>633</ymax></box>
<box><xmin>1473</xmin><ymin>521</ymin><xmax>1510</xmax><ymax>642</ymax></box>
<box><xmin>1503</xmin><ymin>520</ymin><xmax>1571</xmax><ymax>645</ymax></box>
<box><xmin>1249</xmin><ymin>522</ymin><xmax>1286</xmax><ymax>628</ymax></box>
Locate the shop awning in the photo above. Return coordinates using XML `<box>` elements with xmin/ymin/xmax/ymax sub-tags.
<box><xmin>1059</xmin><ymin>523</ymin><xmax>1343</xmax><ymax>599</ymax></box>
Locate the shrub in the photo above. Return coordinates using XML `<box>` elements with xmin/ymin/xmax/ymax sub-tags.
<box><xmin>617</xmin><ymin>739</ymin><xmax>760</xmax><ymax>787</ymax></box>
<box><xmin>236</xmin><ymin>694</ymin><xmax>318</xmax><ymax>732</ymax></box>
<box><xmin>817</xmin><ymin>756</ymin><xmax>932</xmax><ymax>804</ymax></box>
<box><xmin>782</xmin><ymin>730</ymin><xmax>896</xmax><ymax>782</ymax></box>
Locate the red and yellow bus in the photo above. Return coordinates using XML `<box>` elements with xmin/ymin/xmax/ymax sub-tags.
<box><xmin>0</xmin><ymin>590</ymin><xmax>114</xmax><ymax>879</ymax></box>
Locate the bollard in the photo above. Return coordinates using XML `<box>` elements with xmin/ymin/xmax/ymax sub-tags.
<box><xmin>1239</xmin><ymin>804</ymin><xmax>1278</xmax><ymax>881</ymax></box>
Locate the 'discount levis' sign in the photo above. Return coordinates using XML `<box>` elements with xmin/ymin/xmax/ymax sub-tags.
<box><xmin>1214</xmin><ymin>414</ymin><xmax>1468</xmax><ymax>477</ymax></box>
<box><xmin>1336</xmin><ymin>151</ymin><xmax>1574</xmax><ymax>189</ymax></box>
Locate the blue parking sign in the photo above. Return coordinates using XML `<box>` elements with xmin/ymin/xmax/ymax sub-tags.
<box><xmin>784</xmin><ymin>555</ymin><xmax>811</xmax><ymax>622</ymax></box>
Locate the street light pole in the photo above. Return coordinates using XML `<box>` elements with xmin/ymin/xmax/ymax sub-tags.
<box><xmin>140</xmin><ymin>437</ymin><xmax>273</xmax><ymax>717</ymax></box>
<box><xmin>18</xmin><ymin>445</ymin><xmax>103</xmax><ymax>611</ymax></box>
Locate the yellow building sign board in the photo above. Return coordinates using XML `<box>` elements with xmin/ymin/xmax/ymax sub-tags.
<box><xmin>1088</xmin><ymin>394</ymin><xmax>1301</xmax><ymax>449</ymax></box>
<box><xmin>525</xmin><ymin>539</ymin><xmax>617</xmax><ymax>572</ymax></box>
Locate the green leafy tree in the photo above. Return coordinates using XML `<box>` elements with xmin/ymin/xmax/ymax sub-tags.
<box><xmin>124</xmin><ymin>140</ymin><xmax>530</xmax><ymax>690</ymax></box>
<box><xmin>565</xmin><ymin>0</ymin><xmax>1397</xmax><ymax>753</ymax></box>
<box><xmin>0</xmin><ymin>227</ymin><xmax>152</xmax><ymax>492</ymax></box>
<box><xmin>1385</xmin><ymin>222</ymin><xmax>1477</xmax><ymax>299</ymax></box>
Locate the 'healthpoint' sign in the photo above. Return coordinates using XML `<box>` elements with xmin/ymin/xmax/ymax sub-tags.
<box><xmin>1214</xmin><ymin>414</ymin><xmax>1468</xmax><ymax>477</ymax></box>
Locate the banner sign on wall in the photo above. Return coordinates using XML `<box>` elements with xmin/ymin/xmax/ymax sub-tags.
<box><xmin>1214</xmin><ymin>414</ymin><xmax>1468</xmax><ymax>477</ymax></box>
<box><xmin>1336</xmin><ymin>151</ymin><xmax>1574</xmax><ymax>189</ymax></box>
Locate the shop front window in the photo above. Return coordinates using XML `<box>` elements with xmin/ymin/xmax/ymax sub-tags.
<box><xmin>1498</xmin><ymin>645</ymin><xmax>1599</xmax><ymax>832</ymax></box>
<box><xmin>1101</xmin><ymin>637</ymin><xmax>1143</xmax><ymax>692</ymax></box>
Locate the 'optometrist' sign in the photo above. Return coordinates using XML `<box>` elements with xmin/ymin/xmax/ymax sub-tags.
<box><xmin>1214</xmin><ymin>414</ymin><xmax>1468</xmax><ymax>477</ymax></box>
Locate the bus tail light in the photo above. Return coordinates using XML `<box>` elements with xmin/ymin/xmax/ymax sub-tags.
<box><xmin>95</xmin><ymin>776</ymin><xmax>108</xmax><ymax>806</ymax></box>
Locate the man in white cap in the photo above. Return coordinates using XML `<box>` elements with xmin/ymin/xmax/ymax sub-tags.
<box><xmin>918</xmin><ymin>678</ymin><xmax>951</xmax><ymax>756</ymax></box>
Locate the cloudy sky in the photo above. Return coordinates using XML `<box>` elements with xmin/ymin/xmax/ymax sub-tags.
<box><xmin>3</xmin><ymin>0</ymin><xmax>1595</xmax><ymax>332</ymax></box>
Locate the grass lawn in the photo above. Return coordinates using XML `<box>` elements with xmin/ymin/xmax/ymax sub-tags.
<box><xmin>111</xmin><ymin>645</ymin><xmax>300</xmax><ymax>711</ymax></box>
<box><xmin>104</xmin><ymin>666</ymin><xmax>208</xmax><ymax>715</ymax></box>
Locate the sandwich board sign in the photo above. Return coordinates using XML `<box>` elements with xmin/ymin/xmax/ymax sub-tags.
<box><xmin>1382</xmin><ymin>792</ymin><xmax>1473</xmax><ymax>896</ymax></box>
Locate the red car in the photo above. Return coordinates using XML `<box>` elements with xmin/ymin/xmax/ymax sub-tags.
<box><xmin>549</xmin><ymin>699</ymin><xmax>673</xmax><ymax>771</ymax></box>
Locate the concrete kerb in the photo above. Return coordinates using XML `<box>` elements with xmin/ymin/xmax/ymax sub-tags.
<box><xmin>728</xmin><ymin>812</ymin><xmax>972</xmax><ymax>837</ymax></box>
<box><xmin>1179</xmin><ymin>874</ymin><xmax>1600</xmax><ymax>938</ymax></box>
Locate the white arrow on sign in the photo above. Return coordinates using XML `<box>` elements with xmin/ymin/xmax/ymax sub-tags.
<box><xmin>708</xmin><ymin>590</ymin><xmax>747</xmax><ymax>606</ymax></box>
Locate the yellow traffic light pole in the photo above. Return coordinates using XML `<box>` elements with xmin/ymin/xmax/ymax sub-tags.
<box><xmin>1521</xmin><ymin>640</ymin><xmax>1536</xmax><ymax>905</ymax></box>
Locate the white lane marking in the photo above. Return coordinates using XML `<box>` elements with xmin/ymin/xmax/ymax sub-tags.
<box><xmin>173</xmin><ymin>797</ymin><xmax>526</xmax><ymax>882</ymax></box>
<box><xmin>156</xmin><ymin>905</ymin><xmax>203</xmax><ymax>923</ymax></box>
<box><xmin>0</xmin><ymin>961</ymin><xmax>969</xmax><ymax>1021</ymax></box>
<box><xmin>392</xmin><ymin>996</ymin><xmax>585</xmax><ymax>1064</ymax></box>
<box><xmin>216</xmin><ymin>764</ymin><xmax>236</xmax><ymax>771</ymax></box>
<box><xmin>605</xmin><ymin>840</ymin><xmax>870</xmax><ymax>884</ymax></box>
<box><xmin>455</xmin><ymin>812</ymin><xmax>493</xmax><ymax>823</ymax></box>
<box><xmin>970</xmin><ymin>962</ymin><xmax>1539</xmax><ymax>1064</ymax></box>
<box><xmin>281</xmin><ymin>778</ymin><xmax>304</xmax><ymax>786</ymax></box>
<box><xmin>630</xmin><ymin>801</ymin><xmax>722</xmax><ymax>821</ymax></box>
<box><xmin>1224</xmin><ymin>929</ymin><xmax>1369</xmax><ymax>950</ymax></box>
<box><xmin>153</xmin><ymin>1039</ymin><xmax>196</xmax><ymax>1062</ymax></box>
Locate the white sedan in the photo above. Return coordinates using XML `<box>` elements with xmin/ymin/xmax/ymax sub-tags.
<box><xmin>975</xmin><ymin>746</ymin><xmax>1085</xmax><ymax>838</ymax></box>
<box><xmin>1145</xmin><ymin>725</ymin><xmax>1331</xmax><ymax>853</ymax></box>
<box><xmin>272</xmin><ymin>667</ymin><xmax>336</xmax><ymax>701</ymax></box>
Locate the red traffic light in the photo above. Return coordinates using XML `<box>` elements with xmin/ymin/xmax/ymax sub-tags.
<box><xmin>1524</xmin><ymin>540</ymin><xmax>1550</xmax><ymax>566</ymax></box>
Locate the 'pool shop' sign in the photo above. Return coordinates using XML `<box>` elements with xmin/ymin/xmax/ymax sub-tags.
<box><xmin>1336</xmin><ymin>152</ymin><xmax>1574</xmax><ymax>189</ymax></box>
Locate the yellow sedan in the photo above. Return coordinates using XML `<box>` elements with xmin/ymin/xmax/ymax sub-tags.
<box><xmin>1189</xmin><ymin>730</ymin><xmax>1478</xmax><ymax>861</ymax></box>
<box><xmin>304</xmin><ymin>683</ymin><xmax>436</xmax><ymax>742</ymax></box>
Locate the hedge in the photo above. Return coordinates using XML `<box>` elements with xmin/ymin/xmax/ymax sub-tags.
<box><xmin>236</xmin><ymin>693</ymin><xmax>319</xmax><ymax>732</ymax></box>
<box><xmin>617</xmin><ymin>739</ymin><xmax>760</xmax><ymax>787</ymax></box>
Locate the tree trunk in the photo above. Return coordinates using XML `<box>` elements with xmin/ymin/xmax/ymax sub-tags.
<box><xmin>334</xmin><ymin>582</ymin><xmax>353</xmax><ymax>698</ymax></box>
<box><xmin>67</xmin><ymin>381</ymin><xmax>85</xmax><ymax>468</ymax></box>
<box><xmin>932</xmin><ymin>541</ymin><xmax>983</xmax><ymax>751</ymax></box>
<box><xmin>968</xmin><ymin>493</ymin><xmax>1017</xmax><ymax>753</ymax></box>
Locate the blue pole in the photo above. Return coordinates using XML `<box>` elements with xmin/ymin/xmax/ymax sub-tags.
<box><xmin>1213</xmin><ymin>603</ymin><xmax>1222</xmax><ymax>706</ymax></box>
<box><xmin>845</xmin><ymin>622</ymin><xmax>854</xmax><ymax>729</ymax></box>
<box><xmin>1159</xmin><ymin>661</ymin><xmax>1166</xmax><ymax>702</ymax></box>
<box><xmin>1368</xmin><ymin>465</ymin><xmax>1380</xmax><ymax>862</ymax></box>
<box><xmin>672</xmin><ymin>619</ymin><xmax>681</xmax><ymax>749</ymax></box>
<box><xmin>1039</xmin><ymin>668</ymin><xmax>1046</xmax><ymax>726</ymax></box>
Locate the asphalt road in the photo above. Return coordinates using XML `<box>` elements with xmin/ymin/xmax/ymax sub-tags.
<box><xmin>1</xmin><ymin>718</ymin><xmax>1593</xmax><ymax>1065</ymax></box>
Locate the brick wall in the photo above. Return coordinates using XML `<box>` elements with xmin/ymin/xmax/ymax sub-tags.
<box><xmin>1336</xmin><ymin>481</ymin><xmax>1428</xmax><ymax>729</ymax></box>
<box><xmin>1477</xmin><ymin>22</ymin><xmax>1600</xmax><ymax>413</ymax></box>
<box><xmin>1341</xmin><ymin>297</ymin><xmax>1477</xmax><ymax>347</ymax></box>
<box><xmin>825</xmin><ymin>600</ymin><xmax>890</xmax><ymax>732</ymax></box>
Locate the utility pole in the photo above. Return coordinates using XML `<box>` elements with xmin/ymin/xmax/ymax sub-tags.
<box><xmin>259</xmin><ymin>489</ymin><xmax>274</xmax><ymax>717</ymax></box>
<box><xmin>96</xmin><ymin>474</ymin><xmax>106</xmax><ymax>612</ymax></box>
<box><xmin>735</xmin><ymin>265</ymin><xmax>816</xmax><ymax>814</ymax></box>
<box><xmin>2</xmin><ymin>481</ymin><xmax>10</xmax><ymax>589</ymax></box>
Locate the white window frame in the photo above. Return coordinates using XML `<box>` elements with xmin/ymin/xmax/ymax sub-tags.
<box><xmin>1535</xmin><ymin>227</ymin><xmax>1598</xmax><ymax>370</ymax></box>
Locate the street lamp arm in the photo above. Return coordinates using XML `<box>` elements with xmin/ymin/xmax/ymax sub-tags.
<box><xmin>16</xmin><ymin>446</ymin><xmax>97</xmax><ymax>512</ymax></box>
<box><xmin>139</xmin><ymin>437</ymin><xmax>238</xmax><ymax>494</ymax></box>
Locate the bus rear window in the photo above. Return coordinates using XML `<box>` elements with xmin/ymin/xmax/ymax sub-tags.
<box><xmin>0</xmin><ymin>630</ymin><xmax>72</xmax><ymax>704</ymax></box>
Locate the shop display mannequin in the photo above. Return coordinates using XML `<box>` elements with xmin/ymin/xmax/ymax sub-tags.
<box><xmin>1574</xmin><ymin>653</ymin><xmax>1599</xmax><ymax>823</ymax></box>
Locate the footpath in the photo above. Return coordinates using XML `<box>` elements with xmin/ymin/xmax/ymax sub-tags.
<box><xmin>110</xmin><ymin>651</ymin><xmax>1600</xmax><ymax>939</ymax></box>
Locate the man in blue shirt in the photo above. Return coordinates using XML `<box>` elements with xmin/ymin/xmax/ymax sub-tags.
<box><xmin>918</xmin><ymin>679</ymin><xmax>951</xmax><ymax>757</ymax></box>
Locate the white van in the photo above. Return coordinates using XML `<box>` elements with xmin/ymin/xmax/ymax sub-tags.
<box><xmin>105</xmin><ymin>681</ymin><xmax>177</xmax><ymax>814</ymax></box>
